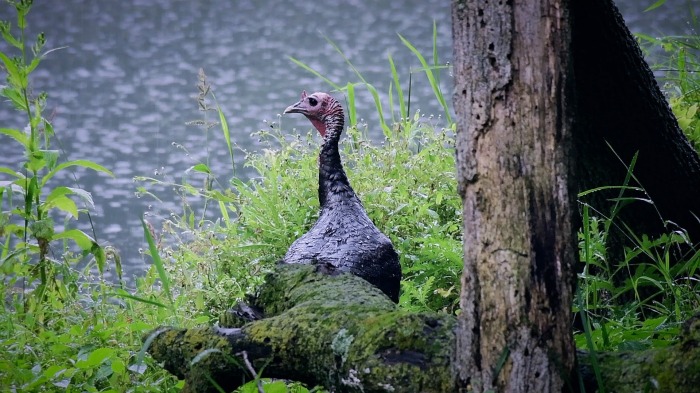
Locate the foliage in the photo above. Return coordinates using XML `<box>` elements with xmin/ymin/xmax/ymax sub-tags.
<box><xmin>0</xmin><ymin>0</ymin><xmax>113</xmax><ymax>300</ymax></box>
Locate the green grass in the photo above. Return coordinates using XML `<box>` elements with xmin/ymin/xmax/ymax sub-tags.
<box><xmin>1</xmin><ymin>2</ymin><xmax>700</xmax><ymax>392</ymax></box>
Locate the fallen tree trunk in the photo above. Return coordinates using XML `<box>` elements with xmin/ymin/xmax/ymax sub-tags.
<box><xmin>146</xmin><ymin>264</ymin><xmax>458</xmax><ymax>393</ymax></box>
<box><xmin>146</xmin><ymin>264</ymin><xmax>700</xmax><ymax>393</ymax></box>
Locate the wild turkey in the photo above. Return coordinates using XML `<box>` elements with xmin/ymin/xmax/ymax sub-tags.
<box><xmin>282</xmin><ymin>91</ymin><xmax>402</xmax><ymax>302</ymax></box>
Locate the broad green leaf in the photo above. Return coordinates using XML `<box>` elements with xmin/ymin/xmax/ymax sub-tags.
<box><xmin>0</xmin><ymin>127</ymin><xmax>29</xmax><ymax>147</ymax></box>
<box><xmin>0</xmin><ymin>167</ymin><xmax>26</xmax><ymax>179</ymax></box>
<box><xmin>1</xmin><ymin>86</ymin><xmax>27</xmax><ymax>111</ymax></box>
<box><xmin>65</xmin><ymin>186</ymin><xmax>94</xmax><ymax>208</ymax></box>
<box><xmin>111</xmin><ymin>358</ymin><xmax>126</xmax><ymax>374</ymax></box>
<box><xmin>0</xmin><ymin>52</ymin><xmax>23</xmax><ymax>88</ymax></box>
<box><xmin>27</xmin><ymin>150</ymin><xmax>48</xmax><ymax>173</ymax></box>
<box><xmin>76</xmin><ymin>347</ymin><xmax>114</xmax><ymax>369</ymax></box>
<box><xmin>52</xmin><ymin>228</ymin><xmax>95</xmax><ymax>251</ymax></box>
<box><xmin>191</xmin><ymin>163</ymin><xmax>211</xmax><ymax>174</ymax></box>
<box><xmin>46</xmin><ymin>195</ymin><xmax>79</xmax><ymax>218</ymax></box>
<box><xmin>41</xmin><ymin>159</ymin><xmax>114</xmax><ymax>187</ymax></box>
<box><xmin>44</xmin><ymin>186</ymin><xmax>73</xmax><ymax>203</ymax></box>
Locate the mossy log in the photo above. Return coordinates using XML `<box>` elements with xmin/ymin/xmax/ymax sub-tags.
<box><xmin>146</xmin><ymin>264</ymin><xmax>457</xmax><ymax>393</ymax></box>
<box><xmin>146</xmin><ymin>264</ymin><xmax>700</xmax><ymax>392</ymax></box>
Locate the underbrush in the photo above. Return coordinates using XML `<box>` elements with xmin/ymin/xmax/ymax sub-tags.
<box><xmin>572</xmin><ymin>20</ymin><xmax>700</xmax><ymax>353</ymax></box>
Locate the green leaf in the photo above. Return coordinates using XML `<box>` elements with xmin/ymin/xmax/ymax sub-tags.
<box><xmin>141</xmin><ymin>216</ymin><xmax>175</xmax><ymax>312</ymax></box>
<box><xmin>45</xmin><ymin>186</ymin><xmax>73</xmax><ymax>203</ymax></box>
<box><xmin>398</xmin><ymin>33</ymin><xmax>452</xmax><ymax>124</ymax></box>
<box><xmin>346</xmin><ymin>82</ymin><xmax>357</xmax><ymax>127</ymax></box>
<box><xmin>0</xmin><ymin>166</ymin><xmax>26</xmax><ymax>179</ymax></box>
<box><xmin>0</xmin><ymin>51</ymin><xmax>23</xmax><ymax>88</ymax></box>
<box><xmin>45</xmin><ymin>194</ymin><xmax>78</xmax><ymax>218</ymax></box>
<box><xmin>0</xmin><ymin>21</ymin><xmax>21</xmax><ymax>49</ymax></box>
<box><xmin>52</xmin><ymin>228</ymin><xmax>95</xmax><ymax>251</ymax></box>
<box><xmin>66</xmin><ymin>186</ymin><xmax>94</xmax><ymax>208</ymax></box>
<box><xmin>644</xmin><ymin>0</ymin><xmax>666</xmax><ymax>12</ymax></box>
<box><xmin>1</xmin><ymin>86</ymin><xmax>28</xmax><ymax>111</ymax></box>
<box><xmin>41</xmin><ymin>159</ymin><xmax>114</xmax><ymax>187</ymax></box>
<box><xmin>76</xmin><ymin>348</ymin><xmax>114</xmax><ymax>369</ymax></box>
<box><xmin>0</xmin><ymin>127</ymin><xmax>29</xmax><ymax>147</ymax></box>
<box><xmin>388</xmin><ymin>54</ymin><xmax>406</xmax><ymax>121</ymax></box>
<box><xmin>26</xmin><ymin>55</ymin><xmax>41</xmax><ymax>74</ymax></box>
<box><xmin>111</xmin><ymin>290</ymin><xmax>167</xmax><ymax>308</ymax></box>
<box><xmin>92</xmin><ymin>242</ymin><xmax>106</xmax><ymax>273</ymax></box>
<box><xmin>191</xmin><ymin>163</ymin><xmax>211</xmax><ymax>174</ymax></box>
<box><xmin>212</xmin><ymin>93</ymin><xmax>236</xmax><ymax>176</ymax></box>
<box><xmin>111</xmin><ymin>359</ymin><xmax>126</xmax><ymax>374</ymax></box>
<box><xmin>288</xmin><ymin>56</ymin><xmax>341</xmax><ymax>90</ymax></box>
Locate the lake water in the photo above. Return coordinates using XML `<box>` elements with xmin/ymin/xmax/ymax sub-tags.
<box><xmin>0</xmin><ymin>1</ymin><xmax>696</xmax><ymax>280</ymax></box>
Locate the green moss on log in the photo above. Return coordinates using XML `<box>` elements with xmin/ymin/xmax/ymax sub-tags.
<box><xmin>146</xmin><ymin>264</ymin><xmax>700</xmax><ymax>392</ymax></box>
<box><xmin>147</xmin><ymin>264</ymin><xmax>457</xmax><ymax>392</ymax></box>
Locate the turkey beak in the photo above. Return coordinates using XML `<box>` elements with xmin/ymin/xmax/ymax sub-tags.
<box><xmin>284</xmin><ymin>101</ymin><xmax>304</xmax><ymax>115</ymax></box>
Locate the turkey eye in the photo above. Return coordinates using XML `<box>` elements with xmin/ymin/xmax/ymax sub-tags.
<box><xmin>308</xmin><ymin>97</ymin><xmax>318</xmax><ymax>106</ymax></box>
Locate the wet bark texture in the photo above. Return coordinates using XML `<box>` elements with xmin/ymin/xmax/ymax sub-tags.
<box><xmin>451</xmin><ymin>0</ymin><xmax>576</xmax><ymax>392</ymax></box>
<box><xmin>572</xmin><ymin>0</ymin><xmax>700</xmax><ymax>244</ymax></box>
<box><xmin>145</xmin><ymin>264</ymin><xmax>700</xmax><ymax>393</ymax></box>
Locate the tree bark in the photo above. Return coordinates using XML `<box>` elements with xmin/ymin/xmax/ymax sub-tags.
<box><xmin>571</xmin><ymin>0</ymin><xmax>700</xmax><ymax>245</ymax></box>
<box><xmin>451</xmin><ymin>0</ymin><xmax>576</xmax><ymax>392</ymax></box>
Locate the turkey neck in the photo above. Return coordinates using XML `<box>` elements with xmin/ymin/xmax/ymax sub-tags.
<box><xmin>318</xmin><ymin>109</ymin><xmax>355</xmax><ymax>208</ymax></box>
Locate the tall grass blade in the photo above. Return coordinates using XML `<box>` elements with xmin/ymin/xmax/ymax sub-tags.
<box><xmin>388</xmin><ymin>55</ymin><xmax>407</xmax><ymax>121</ymax></box>
<box><xmin>320</xmin><ymin>35</ymin><xmax>391</xmax><ymax>137</ymax></box>
<box><xmin>345</xmin><ymin>82</ymin><xmax>357</xmax><ymax>127</ymax></box>
<box><xmin>398</xmin><ymin>33</ymin><xmax>452</xmax><ymax>124</ymax></box>
<box><xmin>288</xmin><ymin>57</ymin><xmax>341</xmax><ymax>90</ymax></box>
<box><xmin>140</xmin><ymin>216</ymin><xmax>178</xmax><ymax>323</ymax></box>
<box><xmin>212</xmin><ymin>93</ymin><xmax>236</xmax><ymax>176</ymax></box>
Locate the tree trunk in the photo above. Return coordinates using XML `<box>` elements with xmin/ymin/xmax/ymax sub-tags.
<box><xmin>451</xmin><ymin>0</ymin><xmax>577</xmax><ymax>392</ymax></box>
<box><xmin>571</xmin><ymin>0</ymin><xmax>700</xmax><ymax>247</ymax></box>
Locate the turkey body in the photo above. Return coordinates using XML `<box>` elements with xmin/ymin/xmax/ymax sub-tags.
<box><xmin>282</xmin><ymin>91</ymin><xmax>402</xmax><ymax>302</ymax></box>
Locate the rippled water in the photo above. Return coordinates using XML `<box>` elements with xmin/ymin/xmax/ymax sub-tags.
<box><xmin>0</xmin><ymin>1</ymin><xmax>695</xmax><ymax>278</ymax></box>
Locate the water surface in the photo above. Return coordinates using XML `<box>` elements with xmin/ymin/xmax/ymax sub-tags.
<box><xmin>0</xmin><ymin>1</ymin><xmax>695</xmax><ymax>279</ymax></box>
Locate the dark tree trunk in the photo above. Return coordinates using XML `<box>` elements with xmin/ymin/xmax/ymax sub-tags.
<box><xmin>572</xmin><ymin>0</ymin><xmax>700</xmax><ymax>245</ymax></box>
<box><xmin>451</xmin><ymin>0</ymin><xmax>577</xmax><ymax>392</ymax></box>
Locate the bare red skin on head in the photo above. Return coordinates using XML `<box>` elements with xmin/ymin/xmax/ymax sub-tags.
<box><xmin>309</xmin><ymin>118</ymin><xmax>327</xmax><ymax>137</ymax></box>
<box><xmin>298</xmin><ymin>91</ymin><xmax>327</xmax><ymax>137</ymax></box>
